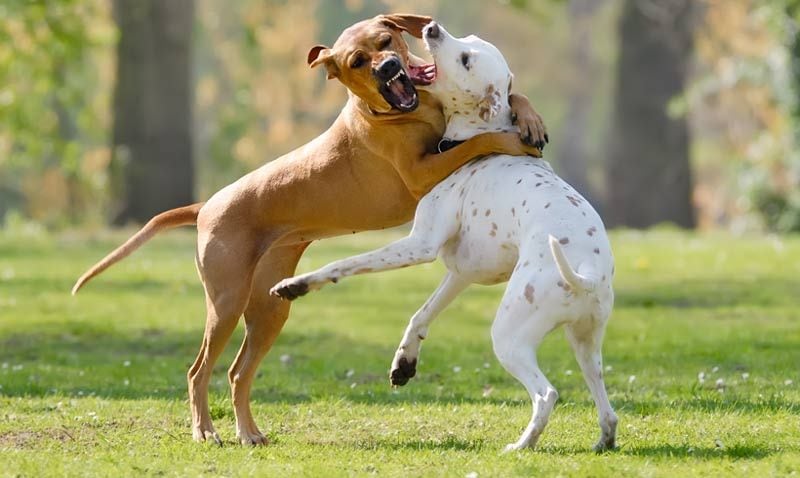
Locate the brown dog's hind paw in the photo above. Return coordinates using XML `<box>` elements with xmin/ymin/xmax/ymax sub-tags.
<box><xmin>193</xmin><ymin>428</ymin><xmax>223</xmax><ymax>446</ymax></box>
<box><xmin>389</xmin><ymin>357</ymin><xmax>417</xmax><ymax>386</ymax></box>
<box><xmin>239</xmin><ymin>433</ymin><xmax>269</xmax><ymax>446</ymax></box>
<box><xmin>270</xmin><ymin>279</ymin><xmax>309</xmax><ymax>301</ymax></box>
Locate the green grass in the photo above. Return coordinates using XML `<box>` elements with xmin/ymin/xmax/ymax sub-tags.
<box><xmin>0</xmin><ymin>227</ymin><xmax>798</xmax><ymax>477</ymax></box>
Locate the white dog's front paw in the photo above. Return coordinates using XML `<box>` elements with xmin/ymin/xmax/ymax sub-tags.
<box><xmin>270</xmin><ymin>277</ymin><xmax>311</xmax><ymax>301</ymax></box>
<box><xmin>389</xmin><ymin>354</ymin><xmax>417</xmax><ymax>387</ymax></box>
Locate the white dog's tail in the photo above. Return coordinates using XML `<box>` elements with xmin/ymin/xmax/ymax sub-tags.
<box><xmin>548</xmin><ymin>235</ymin><xmax>596</xmax><ymax>293</ymax></box>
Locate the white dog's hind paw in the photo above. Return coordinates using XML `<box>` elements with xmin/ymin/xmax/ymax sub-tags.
<box><xmin>593</xmin><ymin>437</ymin><xmax>616</xmax><ymax>452</ymax></box>
<box><xmin>502</xmin><ymin>442</ymin><xmax>529</xmax><ymax>453</ymax></box>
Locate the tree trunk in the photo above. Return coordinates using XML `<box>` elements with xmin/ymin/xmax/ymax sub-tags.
<box><xmin>111</xmin><ymin>0</ymin><xmax>194</xmax><ymax>224</ymax></box>
<box><xmin>790</xmin><ymin>6</ymin><xmax>800</xmax><ymax>135</ymax></box>
<box><xmin>557</xmin><ymin>0</ymin><xmax>605</xmax><ymax>206</ymax></box>
<box><xmin>605</xmin><ymin>0</ymin><xmax>696</xmax><ymax>228</ymax></box>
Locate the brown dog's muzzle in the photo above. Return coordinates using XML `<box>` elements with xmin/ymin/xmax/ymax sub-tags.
<box><xmin>375</xmin><ymin>56</ymin><xmax>419</xmax><ymax>112</ymax></box>
<box><xmin>375</xmin><ymin>57</ymin><xmax>403</xmax><ymax>82</ymax></box>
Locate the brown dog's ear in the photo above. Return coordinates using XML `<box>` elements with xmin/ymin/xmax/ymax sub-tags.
<box><xmin>380</xmin><ymin>14</ymin><xmax>432</xmax><ymax>39</ymax></box>
<box><xmin>478</xmin><ymin>84</ymin><xmax>503</xmax><ymax>122</ymax></box>
<box><xmin>307</xmin><ymin>45</ymin><xmax>330</xmax><ymax>66</ymax></box>
<box><xmin>308</xmin><ymin>45</ymin><xmax>339</xmax><ymax>79</ymax></box>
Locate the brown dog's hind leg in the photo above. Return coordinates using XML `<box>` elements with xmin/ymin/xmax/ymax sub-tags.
<box><xmin>188</xmin><ymin>229</ymin><xmax>263</xmax><ymax>445</ymax></box>
<box><xmin>228</xmin><ymin>242</ymin><xmax>310</xmax><ymax>446</ymax></box>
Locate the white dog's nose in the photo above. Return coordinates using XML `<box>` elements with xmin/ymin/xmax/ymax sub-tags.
<box><xmin>424</xmin><ymin>21</ymin><xmax>441</xmax><ymax>39</ymax></box>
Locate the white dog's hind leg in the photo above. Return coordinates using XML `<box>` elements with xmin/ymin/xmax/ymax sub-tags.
<box><xmin>491</xmin><ymin>274</ymin><xmax>559</xmax><ymax>452</ymax></box>
<box><xmin>565</xmin><ymin>320</ymin><xmax>617</xmax><ymax>451</ymax></box>
<box><xmin>390</xmin><ymin>272</ymin><xmax>470</xmax><ymax>386</ymax></box>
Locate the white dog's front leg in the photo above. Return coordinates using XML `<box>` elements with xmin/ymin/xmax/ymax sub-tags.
<box><xmin>269</xmin><ymin>235</ymin><xmax>440</xmax><ymax>300</ymax></box>
<box><xmin>390</xmin><ymin>272</ymin><xmax>469</xmax><ymax>386</ymax></box>
<box><xmin>270</xmin><ymin>188</ymin><xmax>459</xmax><ymax>301</ymax></box>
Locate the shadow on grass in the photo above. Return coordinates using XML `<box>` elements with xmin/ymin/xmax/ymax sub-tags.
<box><xmin>621</xmin><ymin>443</ymin><xmax>773</xmax><ymax>460</ymax></box>
<box><xmin>613</xmin><ymin>395</ymin><xmax>800</xmax><ymax>415</ymax></box>
<box><xmin>615</xmin><ymin>277</ymin><xmax>800</xmax><ymax>309</ymax></box>
<box><xmin>339</xmin><ymin>436</ymin><xmax>486</xmax><ymax>452</ymax></box>
<box><xmin>350</xmin><ymin>441</ymin><xmax>775</xmax><ymax>458</ymax></box>
<box><xmin>536</xmin><ymin>442</ymin><xmax>775</xmax><ymax>460</ymax></box>
<box><xmin>1</xmin><ymin>321</ymin><xmax>798</xmax><ymax>420</ymax></box>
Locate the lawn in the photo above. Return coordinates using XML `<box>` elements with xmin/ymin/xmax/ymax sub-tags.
<box><xmin>0</xmin><ymin>227</ymin><xmax>798</xmax><ymax>477</ymax></box>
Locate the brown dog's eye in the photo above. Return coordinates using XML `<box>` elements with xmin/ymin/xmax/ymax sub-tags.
<box><xmin>378</xmin><ymin>36</ymin><xmax>392</xmax><ymax>50</ymax></box>
<box><xmin>351</xmin><ymin>54</ymin><xmax>367</xmax><ymax>68</ymax></box>
<box><xmin>460</xmin><ymin>52</ymin><xmax>471</xmax><ymax>70</ymax></box>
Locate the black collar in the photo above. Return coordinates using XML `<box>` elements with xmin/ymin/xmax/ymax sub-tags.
<box><xmin>437</xmin><ymin>138</ymin><xmax>465</xmax><ymax>153</ymax></box>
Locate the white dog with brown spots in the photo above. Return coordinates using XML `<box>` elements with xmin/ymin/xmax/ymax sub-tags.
<box><xmin>271</xmin><ymin>22</ymin><xmax>617</xmax><ymax>452</ymax></box>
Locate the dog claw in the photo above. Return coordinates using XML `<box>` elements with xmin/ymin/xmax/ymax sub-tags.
<box><xmin>204</xmin><ymin>431</ymin><xmax>223</xmax><ymax>446</ymax></box>
<box><xmin>193</xmin><ymin>426</ymin><xmax>223</xmax><ymax>446</ymax></box>
<box><xmin>270</xmin><ymin>280</ymin><xmax>309</xmax><ymax>301</ymax></box>
<box><xmin>240</xmin><ymin>434</ymin><xmax>269</xmax><ymax>446</ymax></box>
<box><xmin>389</xmin><ymin>356</ymin><xmax>417</xmax><ymax>386</ymax></box>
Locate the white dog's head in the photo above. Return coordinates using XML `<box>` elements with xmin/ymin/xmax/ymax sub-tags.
<box><xmin>422</xmin><ymin>21</ymin><xmax>515</xmax><ymax>141</ymax></box>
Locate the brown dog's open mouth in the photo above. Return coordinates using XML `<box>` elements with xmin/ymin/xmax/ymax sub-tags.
<box><xmin>378</xmin><ymin>64</ymin><xmax>436</xmax><ymax>112</ymax></box>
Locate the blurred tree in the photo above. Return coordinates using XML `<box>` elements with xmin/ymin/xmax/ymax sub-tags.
<box><xmin>753</xmin><ymin>1</ymin><xmax>800</xmax><ymax>231</ymax></box>
<box><xmin>0</xmin><ymin>1</ymin><xmax>114</xmax><ymax>227</ymax></box>
<box><xmin>689</xmin><ymin>1</ymin><xmax>800</xmax><ymax>231</ymax></box>
<box><xmin>111</xmin><ymin>0</ymin><xmax>195</xmax><ymax>224</ymax></box>
<box><xmin>606</xmin><ymin>0</ymin><xmax>697</xmax><ymax>228</ymax></box>
<box><xmin>556</xmin><ymin>0</ymin><xmax>606</xmax><ymax>205</ymax></box>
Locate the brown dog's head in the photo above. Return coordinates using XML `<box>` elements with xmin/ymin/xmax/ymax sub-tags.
<box><xmin>308</xmin><ymin>14</ymin><xmax>436</xmax><ymax>114</ymax></box>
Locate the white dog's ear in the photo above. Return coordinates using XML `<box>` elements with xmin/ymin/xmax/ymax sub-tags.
<box><xmin>478</xmin><ymin>84</ymin><xmax>502</xmax><ymax>122</ymax></box>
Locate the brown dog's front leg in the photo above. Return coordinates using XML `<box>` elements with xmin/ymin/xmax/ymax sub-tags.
<box><xmin>509</xmin><ymin>93</ymin><xmax>548</xmax><ymax>150</ymax></box>
<box><xmin>403</xmin><ymin>132</ymin><xmax>542</xmax><ymax>198</ymax></box>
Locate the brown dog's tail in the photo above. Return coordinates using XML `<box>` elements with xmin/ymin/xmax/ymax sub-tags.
<box><xmin>71</xmin><ymin>202</ymin><xmax>204</xmax><ymax>295</ymax></box>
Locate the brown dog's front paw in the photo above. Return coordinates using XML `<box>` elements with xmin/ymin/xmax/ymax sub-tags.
<box><xmin>389</xmin><ymin>356</ymin><xmax>417</xmax><ymax>386</ymax></box>
<box><xmin>483</xmin><ymin>132</ymin><xmax>542</xmax><ymax>158</ymax></box>
<box><xmin>515</xmin><ymin>112</ymin><xmax>549</xmax><ymax>152</ymax></box>
<box><xmin>270</xmin><ymin>279</ymin><xmax>309</xmax><ymax>301</ymax></box>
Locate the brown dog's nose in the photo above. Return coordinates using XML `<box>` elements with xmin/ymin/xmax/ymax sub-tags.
<box><xmin>425</xmin><ymin>22</ymin><xmax>440</xmax><ymax>39</ymax></box>
<box><xmin>376</xmin><ymin>57</ymin><xmax>402</xmax><ymax>81</ymax></box>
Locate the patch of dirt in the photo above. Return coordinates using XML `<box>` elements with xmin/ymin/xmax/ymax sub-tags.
<box><xmin>0</xmin><ymin>428</ymin><xmax>73</xmax><ymax>449</ymax></box>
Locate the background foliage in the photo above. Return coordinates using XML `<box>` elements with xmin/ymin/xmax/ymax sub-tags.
<box><xmin>3</xmin><ymin>0</ymin><xmax>800</xmax><ymax>231</ymax></box>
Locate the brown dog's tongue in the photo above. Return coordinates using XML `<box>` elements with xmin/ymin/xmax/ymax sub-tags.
<box><xmin>389</xmin><ymin>79</ymin><xmax>407</xmax><ymax>98</ymax></box>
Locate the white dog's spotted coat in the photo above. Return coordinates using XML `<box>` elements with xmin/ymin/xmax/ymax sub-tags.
<box><xmin>272</xmin><ymin>22</ymin><xmax>617</xmax><ymax>452</ymax></box>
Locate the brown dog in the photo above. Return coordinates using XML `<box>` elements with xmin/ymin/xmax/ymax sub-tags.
<box><xmin>72</xmin><ymin>14</ymin><xmax>547</xmax><ymax>445</ymax></box>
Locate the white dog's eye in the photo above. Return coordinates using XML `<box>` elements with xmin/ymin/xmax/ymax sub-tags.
<box><xmin>460</xmin><ymin>52</ymin><xmax>470</xmax><ymax>70</ymax></box>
